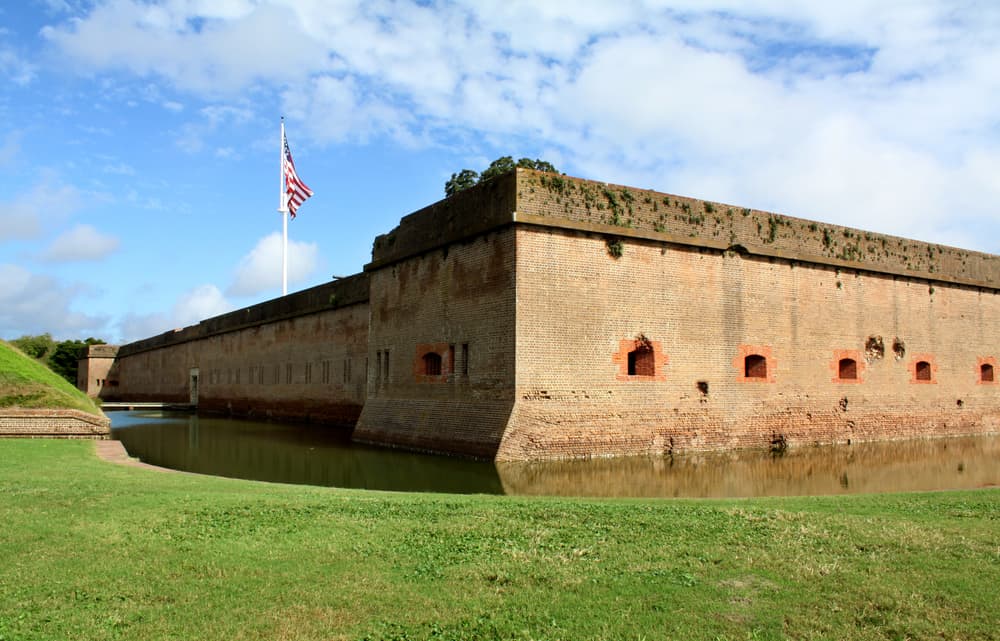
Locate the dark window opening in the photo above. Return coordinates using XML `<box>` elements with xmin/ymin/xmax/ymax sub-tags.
<box><xmin>915</xmin><ymin>360</ymin><xmax>932</xmax><ymax>381</ymax></box>
<box><xmin>423</xmin><ymin>352</ymin><xmax>442</xmax><ymax>376</ymax></box>
<box><xmin>627</xmin><ymin>347</ymin><xmax>655</xmax><ymax>376</ymax></box>
<box><xmin>461</xmin><ymin>343</ymin><xmax>469</xmax><ymax>376</ymax></box>
<box><xmin>838</xmin><ymin>358</ymin><xmax>858</xmax><ymax>380</ymax></box>
<box><xmin>745</xmin><ymin>354</ymin><xmax>767</xmax><ymax>379</ymax></box>
<box><xmin>981</xmin><ymin>363</ymin><xmax>994</xmax><ymax>382</ymax></box>
<box><xmin>696</xmin><ymin>380</ymin><xmax>709</xmax><ymax>395</ymax></box>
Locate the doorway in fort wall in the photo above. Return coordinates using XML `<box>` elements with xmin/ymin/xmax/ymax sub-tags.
<box><xmin>189</xmin><ymin>368</ymin><xmax>199</xmax><ymax>405</ymax></box>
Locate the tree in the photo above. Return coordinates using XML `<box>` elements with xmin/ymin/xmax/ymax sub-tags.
<box><xmin>478</xmin><ymin>156</ymin><xmax>517</xmax><ymax>183</ymax></box>
<box><xmin>522</xmin><ymin>158</ymin><xmax>558</xmax><ymax>174</ymax></box>
<box><xmin>444</xmin><ymin>156</ymin><xmax>560</xmax><ymax>196</ymax></box>
<box><xmin>47</xmin><ymin>337</ymin><xmax>106</xmax><ymax>385</ymax></box>
<box><xmin>9</xmin><ymin>333</ymin><xmax>56</xmax><ymax>360</ymax></box>
<box><xmin>444</xmin><ymin>169</ymin><xmax>479</xmax><ymax>197</ymax></box>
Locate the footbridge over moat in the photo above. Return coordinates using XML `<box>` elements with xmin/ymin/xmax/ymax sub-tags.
<box><xmin>101</xmin><ymin>402</ymin><xmax>196</xmax><ymax>412</ymax></box>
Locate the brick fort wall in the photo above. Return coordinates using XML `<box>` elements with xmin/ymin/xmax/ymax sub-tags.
<box><xmin>110</xmin><ymin>274</ymin><xmax>370</xmax><ymax>426</ymax></box>
<box><xmin>97</xmin><ymin>169</ymin><xmax>1000</xmax><ymax>459</ymax></box>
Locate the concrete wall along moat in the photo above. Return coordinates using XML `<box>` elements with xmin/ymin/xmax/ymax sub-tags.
<box><xmin>102</xmin><ymin>169</ymin><xmax>1000</xmax><ymax>460</ymax></box>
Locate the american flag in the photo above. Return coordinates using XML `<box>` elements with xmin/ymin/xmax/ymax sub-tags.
<box><xmin>282</xmin><ymin>131</ymin><xmax>313</xmax><ymax>218</ymax></box>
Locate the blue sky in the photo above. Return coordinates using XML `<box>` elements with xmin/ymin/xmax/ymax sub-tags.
<box><xmin>2</xmin><ymin>1</ymin><xmax>999</xmax><ymax>343</ymax></box>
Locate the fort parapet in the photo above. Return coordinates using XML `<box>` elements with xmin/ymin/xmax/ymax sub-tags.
<box><xmin>93</xmin><ymin>169</ymin><xmax>1000</xmax><ymax>460</ymax></box>
<box><xmin>107</xmin><ymin>274</ymin><xmax>370</xmax><ymax>425</ymax></box>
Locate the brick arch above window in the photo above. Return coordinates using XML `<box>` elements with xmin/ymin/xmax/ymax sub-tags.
<box><xmin>612</xmin><ymin>337</ymin><xmax>668</xmax><ymax>381</ymax></box>
<box><xmin>733</xmin><ymin>344</ymin><xmax>776</xmax><ymax>383</ymax></box>
<box><xmin>909</xmin><ymin>353</ymin><xmax>938</xmax><ymax>384</ymax></box>
<box><xmin>977</xmin><ymin>356</ymin><xmax>997</xmax><ymax>385</ymax></box>
<box><xmin>413</xmin><ymin>342</ymin><xmax>453</xmax><ymax>383</ymax></box>
<box><xmin>830</xmin><ymin>349</ymin><xmax>865</xmax><ymax>384</ymax></box>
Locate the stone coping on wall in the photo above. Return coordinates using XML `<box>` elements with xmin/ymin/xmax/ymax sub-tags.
<box><xmin>367</xmin><ymin>170</ymin><xmax>518</xmax><ymax>269</ymax></box>
<box><xmin>0</xmin><ymin>408</ymin><xmax>111</xmax><ymax>438</ymax></box>
<box><xmin>367</xmin><ymin>168</ymin><xmax>1000</xmax><ymax>292</ymax></box>
<box><xmin>82</xmin><ymin>344</ymin><xmax>120</xmax><ymax>358</ymax></box>
<box><xmin>117</xmin><ymin>272</ymin><xmax>370</xmax><ymax>357</ymax></box>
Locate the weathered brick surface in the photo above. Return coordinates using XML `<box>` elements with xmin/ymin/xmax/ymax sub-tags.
<box><xmin>353</xmin><ymin>228</ymin><xmax>518</xmax><ymax>456</ymax></box>
<box><xmin>116</xmin><ymin>274</ymin><xmax>368</xmax><ymax>358</ymax></box>
<box><xmin>96</xmin><ymin>169</ymin><xmax>1000</xmax><ymax>459</ymax></box>
<box><xmin>0</xmin><ymin>409</ymin><xmax>110</xmax><ymax>438</ymax></box>
<box><xmin>77</xmin><ymin>344</ymin><xmax>119</xmax><ymax>397</ymax></box>
<box><xmin>112</xmin><ymin>281</ymin><xmax>370</xmax><ymax>427</ymax></box>
<box><xmin>514</xmin><ymin>170</ymin><xmax>1000</xmax><ymax>289</ymax></box>
<box><xmin>498</xmin><ymin>228</ymin><xmax>1000</xmax><ymax>459</ymax></box>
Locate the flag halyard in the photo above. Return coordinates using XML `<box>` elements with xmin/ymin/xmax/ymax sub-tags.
<box><xmin>282</xmin><ymin>131</ymin><xmax>313</xmax><ymax>218</ymax></box>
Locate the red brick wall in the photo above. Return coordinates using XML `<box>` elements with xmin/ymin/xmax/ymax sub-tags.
<box><xmin>353</xmin><ymin>229</ymin><xmax>518</xmax><ymax>458</ymax></box>
<box><xmin>103</xmin><ymin>170</ymin><xmax>1000</xmax><ymax>460</ymax></box>
<box><xmin>114</xmin><ymin>302</ymin><xmax>369</xmax><ymax>426</ymax></box>
<box><xmin>0</xmin><ymin>409</ymin><xmax>110</xmax><ymax>438</ymax></box>
<box><xmin>77</xmin><ymin>354</ymin><xmax>117</xmax><ymax>397</ymax></box>
<box><xmin>497</xmin><ymin>227</ymin><xmax>1000</xmax><ymax>460</ymax></box>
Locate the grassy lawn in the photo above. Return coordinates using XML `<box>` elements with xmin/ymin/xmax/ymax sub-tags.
<box><xmin>0</xmin><ymin>439</ymin><xmax>997</xmax><ymax>641</ymax></box>
<box><xmin>0</xmin><ymin>341</ymin><xmax>101</xmax><ymax>416</ymax></box>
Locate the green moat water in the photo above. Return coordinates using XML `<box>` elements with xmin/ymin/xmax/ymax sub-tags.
<box><xmin>110</xmin><ymin>411</ymin><xmax>1000</xmax><ymax>498</ymax></box>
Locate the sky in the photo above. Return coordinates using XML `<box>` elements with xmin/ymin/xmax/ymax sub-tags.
<box><xmin>1</xmin><ymin>1</ymin><xmax>999</xmax><ymax>344</ymax></box>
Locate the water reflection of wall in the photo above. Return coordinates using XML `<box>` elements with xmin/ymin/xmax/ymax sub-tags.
<box><xmin>113</xmin><ymin>412</ymin><xmax>1000</xmax><ymax>498</ymax></box>
<box><xmin>496</xmin><ymin>436</ymin><xmax>1000</xmax><ymax>498</ymax></box>
<box><xmin>112</xmin><ymin>413</ymin><xmax>503</xmax><ymax>494</ymax></box>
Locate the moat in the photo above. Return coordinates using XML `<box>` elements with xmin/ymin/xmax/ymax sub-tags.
<box><xmin>110</xmin><ymin>411</ymin><xmax>1000</xmax><ymax>498</ymax></box>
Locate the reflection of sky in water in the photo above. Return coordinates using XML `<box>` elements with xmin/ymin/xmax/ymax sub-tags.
<box><xmin>111</xmin><ymin>412</ymin><xmax>1000</xmax><ymax>498</ymax></box>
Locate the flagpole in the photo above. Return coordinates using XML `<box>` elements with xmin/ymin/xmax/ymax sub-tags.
<box><xmin>279</xmin><ymin>118</ymin><xmax>288</xmax><ymax>296</ymax></box>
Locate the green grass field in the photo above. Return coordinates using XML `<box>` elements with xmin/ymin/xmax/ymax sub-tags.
<box><xmin>0</xmin><ymin>439</ymin><xmax>997</xmax><ymax>641</ymax></box>
<box><xmin>0</xmin><ymin>341</ymin><xmax>101</xmax><ymax>415</ymax></box>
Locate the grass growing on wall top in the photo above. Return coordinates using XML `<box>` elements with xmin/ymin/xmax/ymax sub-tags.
<box><xmin>0</xmin><ymin>340</ymin><xmax>101</xmax><ymax>415</ymax></box>
<box><xmin>0</xmin><ymin>439</ymin><xmax>998</xmax><ymax>641</ymax></box>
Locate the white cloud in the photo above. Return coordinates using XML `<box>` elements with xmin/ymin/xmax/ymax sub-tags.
<box><xmin>227</xmin><ymin>231</ymin><xmax>319</xmax><ymax>297</ymax></box>
<box><xmin>0</xmin><ymin>179</ymin><xmax>81</xmax><ymax>242</ymax></box>
<box><xmin>40</xmin><ymin>0</ymin><xmax>329</xmax><ymax>95</ymax></box>
<box><xmin>102</xmin><ymin>161</ymin><xmax>135</xmax><ymax>175</ymax></box>
<box><xmin>173</xmin><ymin>103</ymin><xmax>255</xmax><ymax>153</ymax></box>
<box><xmin>41</xmin><ymin>223</ymin><xmax>120</xmax><ymax>262</ymax></box>
<box><xmin>118</xmin><ymin>283</ymin><xmax>234</xmax><ymax>342</ymax></box>
<box><xmin>201</xmin><ymin>104</ymin><xmax>254</xmax><ymax>127</ymax></box>
<box><xmin>0</xmin><ymin>131</ymin><xmax>21</xmax><ymax>167</ymax></box>
<box><xmin>36</xmin><ymin>1</ymin><xmax>1000</xmax><ymax>256</ymax></box>
<box><xmin>0</xmin><ymin>264</ymin><xmax>108</xmax><ymax>339</ymax></box>
<box><xmin>0</xmin><ymin>45</ymin><xmax>35</xmax><ymax>86</ymax></box>
<box><xmin>173</xmin><ymin>284</ymin><xmax>232</xmax><ymax>326</ymax></box>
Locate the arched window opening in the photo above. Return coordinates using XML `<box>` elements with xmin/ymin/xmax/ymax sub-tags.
<box><xmin>838</xmin><ymin>358</ymin><xmax>858</xmax><ymax>380</ymax></box>
<box><xmin>745</xmin><ymin>354</ymin><xmax>767</xmax><ymax>379</ymax></box>
<box><xmin>915</xmin><ymin>360</ymin><xmax>932</xmax><ymax>381</ymax></box>
<box><xmin>423</xmin><ymin>352</ymin><xmax>442</xmax><ymax>376</ymax></box>
<box><xmin>628</xmin><ymin>346</ymin><xmax>655</xmax><ymax>376</ymax></box>
<box><xmin>981</xmin><ymin>363</ymin><xmax>994</xmax><ymax>383</ymax></box>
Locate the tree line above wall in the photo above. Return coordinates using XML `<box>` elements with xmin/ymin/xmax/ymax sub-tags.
<box><xmin>445</xmin><ymin>156</ymin><xmax>560</xmax><ymax>197</ymax></box>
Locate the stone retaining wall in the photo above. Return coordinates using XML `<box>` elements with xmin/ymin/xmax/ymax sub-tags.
<box><xmin>0</xmin><ymin>409</ymin><xmax>111</xmax><ymax>438</ymax></box>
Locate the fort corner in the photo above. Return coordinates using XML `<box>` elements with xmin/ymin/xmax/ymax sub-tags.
<box><xmin>85</xmin><ymin>168</ymin><xmax>1000</xmax><ymax>460</ymax></box>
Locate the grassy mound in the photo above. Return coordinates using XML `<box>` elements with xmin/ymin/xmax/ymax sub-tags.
<box><xmin>0</xmin><ymin>340</ymin><xmax>102</xmax><ymax>416</ymax></box>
